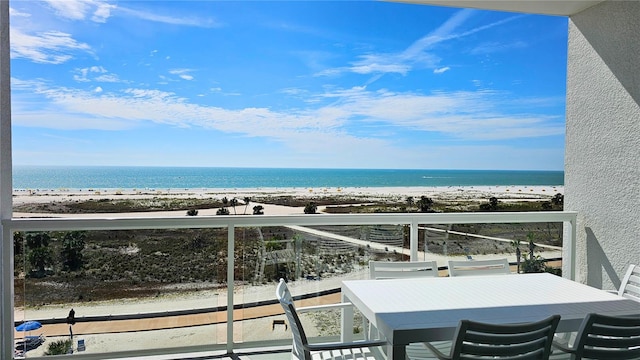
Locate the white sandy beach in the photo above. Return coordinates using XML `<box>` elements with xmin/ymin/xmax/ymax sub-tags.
<box><xmin>12</xmin><ymin>185</ymin><xmax>563</xmax><ymax>357</ymax></box>
<box><xmin>13</xmin><ymin>185</ymin><xmax>563</xmax><ymax>214</ymax></box>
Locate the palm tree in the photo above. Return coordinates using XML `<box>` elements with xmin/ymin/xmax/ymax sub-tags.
<box><xmin>243</xmin><ymin>197</ymin><xmax>251</xmax><ymax>214</ymax></box>
<box><xmin>61</xmin><ymin>231</ymin><xmax>86</xmax><ymax>271</ymax></box>
<box><xmin>511</xmin><ymin>239</ymin><xmax>522</xmax><ymax>273</ymax></box>
<box><xmin>253</xmin><ymin>205</ymin><xmax>264</xmax><ymax>215</ymax></box>
<box><xmin>26</xmin><ymin>232</ymin><xmax>52</xmax><ymax>275</ymax></box>
<box><xmin>28</xmin><ymin>247</ymin><xmax>52</xmax><ymax>274</ymax></box>
<box><xmin>551</xmin><ymin>193</ymin><xmax>564</xmax><ymax>207</ymax></box>
<box><xmin>406</xmin><ymin>196</ymin><xmax>414</xmax><ymax>211</ymax></box>
<box><xmin>417</xmin><ymin>196</ymin><xmax>434</xmax><ymax>212</ymax></box>
<box><xmin>229</xmin><ymin>198</ymin><xmax>238</xmax><ymax>214</ymax></box>
<box><xmin>304</xmin><ymin>202</ymin><xmax>318</xmax><ymax>214</ymax></box>
<box><xmin>13</xmin><ymin>231</ymin><xmax>23</xmax><ymax>256</ymax></box>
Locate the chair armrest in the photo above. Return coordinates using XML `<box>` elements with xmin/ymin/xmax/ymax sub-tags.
<box><xmin>423</xmin><ymin>341</ymin><xmax>452</xmax><ymax>360</ymax></box>
<box><xmin>305</xmin><ymin>339</ymin><xmax>387</xmax><ymax>352</ymax></box>
<box><xmin>297</xmin><ymin>302</ymin><xmax>353</xmax><ymax>313</ymax></box>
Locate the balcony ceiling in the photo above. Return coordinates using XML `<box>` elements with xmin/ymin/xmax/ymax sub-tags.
<box><xmin>391</xmin><ymin>0</ymin><xmax>607</xmax><ymax>16</ymax></box>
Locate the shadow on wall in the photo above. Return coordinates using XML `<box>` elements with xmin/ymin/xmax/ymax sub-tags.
<box><xmin>572</xmin><ymin>1</ymin><xmax>640</xmax><ymax>106</ymax></box>
<box><xmin>586</xmin><ymin>227</ymin><xmax>622</xmax><ymax>290</ymax></box>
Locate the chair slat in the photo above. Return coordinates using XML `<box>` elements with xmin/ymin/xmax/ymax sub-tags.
<box><xmin>618</xmin><ymin>265</ymin><xmax>640</xmax><ymax>301</ymax></box>
<box><xmin>447</xmin><ymin>258</ymin><xmax>511</xmax><ymax>277</ymax></box>
<box><xmin>589</xmin><ymin>323</ymin><xmax>640</xmax><ymax>337</ymax></box>
<box><xmin>427</xmin><ymin>315</ymin><xmax>560</xmax><ymax>360</ymax></box>
<box><xmin>369</xmin><ymin>260</ymin><xmax>439</xmax><ymax>279</ymax></box>
<box><xmin>553</xmin><ymin>313</ymin><xmax>640</xmax><ymax>360</ymax></box>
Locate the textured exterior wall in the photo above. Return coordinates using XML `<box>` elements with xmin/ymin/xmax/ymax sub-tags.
<box><xmin>565</xmin><ymin>1</ymin><xmax>640</xmax><ymax>289</ymax></box>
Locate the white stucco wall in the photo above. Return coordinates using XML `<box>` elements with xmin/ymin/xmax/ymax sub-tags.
<box><xmin>565</xmin><ymin>1</ymin><xmax>640</xmax><ymax>289</ymax></box>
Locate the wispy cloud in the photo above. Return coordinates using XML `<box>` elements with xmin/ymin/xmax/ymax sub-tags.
<box><xmin>321</xmin><ymin>9</ymin><xmax>523</xmax><ymax>79</ymax></box>
<box><xmin>116</xmin><ymin>6</ymin><xmax>222</xmax><ymax>28</ymax></box>
<box><xmin>42</xmin><ymin>0</ymin><xmax>115</xmax><ymax>23</ymax></box>
<box><xmin>470</xmin><ymin>41</ymin><xmax>527</xmax><ymax>55</ymax></box>
<box><xmin>315</xmin><ymin>87</ymin><xmax>563</xmax><ymax>140</ymax></box>
<box><xmin>73</xmin><ymin>66</ymin><xmax>121</xmax><ymax>83</ymax></box>
<box><xmin>9</xmin><ymin>7</ymin><xmax>31</xmax><ymax>18</ymax></box>
<box><xmin>12</xmin><ymin>79</ymin><xmax>563</xmax><ymax>144</ymax></box>
<box><xmin>11</xmin><ymin>29</ymin><xmax>92</xmax><ymax>64</ymax></box>
<box><xmin>169</xmin><ymin>69</ymin><xmax>195</xmax><ymax>81</ymax></box>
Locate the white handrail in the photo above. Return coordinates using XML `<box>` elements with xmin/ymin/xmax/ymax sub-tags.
<box><xmin>2</xmin><ymin>211</ymin><xmax>577</xmax><ymax>359</ymax></box>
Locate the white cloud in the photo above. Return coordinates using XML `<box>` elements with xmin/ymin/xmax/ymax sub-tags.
<box><xmin>9</xmin><ymin>8</ymin><xmax>31</xmax><ymax>18</ymax></box>
<box><xmin>73</xmin><ymin>66</ymin><xmax>119</xmax><ymax>83</ymax></box>
<box><xmin>434</xmin><ymin>67</ymin><xmax>450</xmax><ymax>74</ymax></box>
<box><xmin>116</xmin><ymin>6</ymin><xmax>222</xmax><ymax>28</ymax></box>
<box><xmin>11</xmin><ymin>29</ymin><xmax>91</xmax><ymax>64</ymax></box>
<box><xmin>12</xmin><ymin>79</ymin><xmax>564</xmax><ymax>145</ymax></box>
<box><xmin>94</xmin><ymin>74</ymin><xmax>121</xmax><ymax>82</ymax></box>
<box><xmin>319</xmin><ymin>9</ymin><xmax>522</xmax><ymax>80</ymax></box>
<box><xmin>42</xmin><ymin>0</ymin><xmax>115</xmax><ymax>23</ymax></box>
<box><xmin>90</xmin><ymin>66</ymin><xmax>107</xmax><ymax>73</ymax></box>
<box><xmin>169</xmin><ymin>69</ymin><xmax>195</xmax><ymax>81</ymax></box>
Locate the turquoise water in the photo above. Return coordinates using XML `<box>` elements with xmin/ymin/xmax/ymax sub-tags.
<box><xmin>12</xmin><ymin>166</ymin><xmax>564</xmax><ymax>190</ymax></box>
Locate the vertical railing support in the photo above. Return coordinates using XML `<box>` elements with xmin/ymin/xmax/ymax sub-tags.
<box><xmin>226</xmin><ymin>224</ymin><xmax>235</xmax><ymax>354</ymax></box>
<box><xmin>567</xmin><ymin>219</ymin><xmax>577</xmax><ymax>280</ymax></box>
<box><xmin>410</xmin><ymin>220</ymin><xmax>418</xmax><ymax>261</ymax></box>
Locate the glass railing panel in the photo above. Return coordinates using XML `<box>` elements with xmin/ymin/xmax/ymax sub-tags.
<box><xmin>234</xmin><ymin>225</ymin><xmax>376</xmax><ymax>347</ymax></box>
<box><xmin>418</xmin><ymin>222</ymin><xmax>563</xmax><ymax>275</ymax></box>
<box><xmin>13</xmin><ymin>228</ymin><xmax>227</xmax><ymax>357</ymax></box>
<box><xmin>7</xmin><ymin>211</ymin><xmax>576</xmax><ymax>358</ymax></box>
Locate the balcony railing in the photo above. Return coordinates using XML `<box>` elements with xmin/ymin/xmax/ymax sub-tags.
<box><xmin>3</xmin><ymin>211</ymin><xmax>577</xmax><ymax>359</ymax></box>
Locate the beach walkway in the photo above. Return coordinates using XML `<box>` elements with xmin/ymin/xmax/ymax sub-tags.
<box><xmin>18</xmin><ymin>293</ymin><xmax>342</xmax><ymax>338</ymax></box>
<box><xmin>17</xmin><ymin>259</ymin><xmax>562</xmax><ymax>338</ymax></box>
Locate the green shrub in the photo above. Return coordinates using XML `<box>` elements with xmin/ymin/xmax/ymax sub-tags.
<box><xmin>45</xmin><ymin>339</ymin><xmax>72</xmax><ymax>355</ymax></box>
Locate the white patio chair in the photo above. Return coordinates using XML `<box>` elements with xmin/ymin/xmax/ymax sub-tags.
<box><xmin>369</xmin><ymin>260</ymin><xmax>442</xmax><ymax>360</ymax></box>
<box><xmin>554</xmin><ymin>264</ymin><xmax>640</xmax><ymax>351</ymax></box>
<box><xmin>369</xmin><ymin>260</ymin><xmax>440</xmax><ymax>279</ymax></box>
<box><xmin>276</xmin><ymin>278</ymin><xmax>387</xmax><ymax>360</ymax></box>
<box><xmin>617</xmin><ymin>264</ymin><xmax>640</xmax><ymax>302</ymax></box>
<box><xmin>425</xmin><ymin>315</ymin><xmax>560</xmax><ymax>360</ymax></box>
<box><xmin>552</xmin><ymin>313</ymin><xmax>640</xmax><ymax>359</ymax></box>
<box><xmin>447</xmin><ymin>258</ymin><xmax>511</xmax><ymax>277</ymax></box>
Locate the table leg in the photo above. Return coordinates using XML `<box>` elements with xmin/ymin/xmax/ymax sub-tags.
<box><xmin>388</xmin><ymin>342</ymin><xmax>406</xmax><ymax>360</ymax></box>
<box><xmin>341</xmin><ymin>293</ymin><xmax>353</xmax><ymax>343</ymax></box>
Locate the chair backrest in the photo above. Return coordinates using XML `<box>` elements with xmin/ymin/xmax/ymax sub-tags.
<box><xmin>570</xmin><ymin>313</ymin><xmax>640</xmax><ymax>360</ymax></box>
<box><xmin>447</xmin><ymin>258</ymin><xmax>511</xmax><ymax>277</ymax></box>
<box><xmin>276</xmin><ymin>279</ymin><xmax>310</xmax><ymax>360</ymax></box>
<box><xmin>369</xmin><ymin>260</ymin><xmax>439</xmax><ymax>279</ymax></box>
<box><xmin>618</xmin><ymin>264</ymin><xmax>640</xmax><ymax>302</ymax></box>
<box><xmin>450</xmin><ymin>315</ymin><xmax>560</xmax><ymax>360</ymax></box>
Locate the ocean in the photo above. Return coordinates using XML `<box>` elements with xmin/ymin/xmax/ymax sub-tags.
<box><xmin>12</xmin><ymin>166</ymin><xmax>564</xmax><ymax>191</ymax></box>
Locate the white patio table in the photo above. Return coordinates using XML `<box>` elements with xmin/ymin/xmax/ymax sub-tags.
<box><xmin>341</xmin><ymin>273</ymin><xmax>640</xmax><ymax>360</ymax></box>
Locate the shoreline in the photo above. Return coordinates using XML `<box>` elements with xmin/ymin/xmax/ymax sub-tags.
<box><xmin>13</xmin><ymin>185</ymin><xmax>563</xmax><ymax>205</ymax></box>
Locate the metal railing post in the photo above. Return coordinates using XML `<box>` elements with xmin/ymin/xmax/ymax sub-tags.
<box><xmin>227</xmin><ymin>224</ymin><xmax>235</xmax><ymax>354</ymax></box>
<box><xmin>568</xmin><ymin>218</ymin><xmax>577</xmax><ymax>280</ymax></box>
<box><xmin>410</xmin><ymin>219</ymin><xmax>419</xmax><ymax>261</ymax></box>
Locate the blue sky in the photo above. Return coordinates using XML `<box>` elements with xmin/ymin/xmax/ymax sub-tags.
<box><xmin>9</xmin><ymin>1</ymin><xmax>567</xmax><ymax>170</ymax></box>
